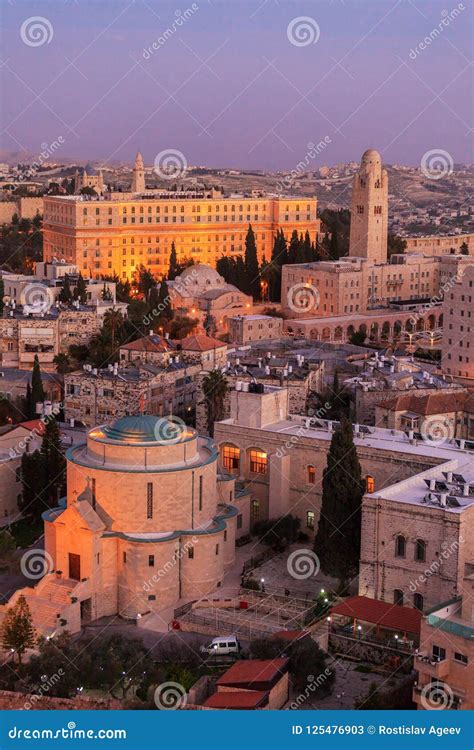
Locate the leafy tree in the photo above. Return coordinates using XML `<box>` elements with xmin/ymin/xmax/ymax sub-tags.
<box><xmin>59</xmin><ymin>274</ymin><xmax>72</xmax><ymax>304</ymax></box>
<box><xmin>101</xmin><ymin>282</ymin><xmax>112</xmax><ymax>301</ymax></box>
<box><xmin>74</xmin><ymin>272</ymin><xmax>87</xmax><ymax>305</ymax></box>
<box><xmin>354</xmin><ymin>678</ymin><xmax>415</xmax><ymax>710</ymax></box>
<box><xmin>20</xmin><ymin>450</ymin><xmax>45</xmax><ymax>517</ymax></box>
<box><xmin>53</xmin><ymin>353</ymin><xmax>71</xmax><ymax>375</ymax></box>
<box><xmin>319</xmin><ymin>208</ymin><xmax>350</xmax><ymax>259</ymax></box>
<box><xmin>252</xmin><ymin>515</ymin><xmax>300</xmax><ymax>550</ymax></box>
<box><xmin>460</xmin><ymin>241</ymin><xmax>469</xmax><ymax>255</ymax></box>
<box><xmin>250</xmin><ymin>636</ymin><xmax>334</xmax><ymax>696</ymax></box>
<box><xmin>79</xmin><ymin>186</ymin><xmax>97</xmax><ymax>196</ymax></box>
<box><xmin>387</xmin><ymin>234</ymin><xmax>407</xmax><ymax>257</ymax></box>
<box><xmin>31</xmin><ymin>355</ymin><xmax>45</xmax><ymax>412</ymax></box>
<box><xmin>244</xmin><ymin>224</ymin><xmax>260</xmax><ymax>299</ymax></box>
<box><xmin>349</xmin><ymin>330</ymin><xmax>366</xmax><ymax>346</ymax></box>
<box><xmin>203</xmin><ymin>312</ymin><xmax>216</xmax><ymax>337</ymax></box>
<box><xmin>202</xmin><ymin>369</ymin><xmax>228</xmax><ymax>437</ymax></box>
<box><xmin>313</xmin><ymin>417</ymin><xmax>365</xmax><ymax>582</ymax></box>
<box><xmin>134</xmin><ymin>265</ymin><xmax>156</xmax><ymax>301</ymax></box>
<box><xmin>1</xmin><ymin>594</ymin><xmax>35</xmax><ymax>665</ymax></box>
<box><xmin>0</xmin><ymin>530</ymin><xmax>17</xmax><ymax>571</ymax></box>
<box><xmin>167</xmin><ymin>315</ymin><xmax>198</xmax><ymax>340</ymax></box>
<box><xmin>147</xmin><ymin>283</ymin><xmax>159</xmax><ymax>315</ymax></box>
<box><xmin>168</xmin><ymin>242</ymin><xmax>178</xmax><ymax>280</ymax></box>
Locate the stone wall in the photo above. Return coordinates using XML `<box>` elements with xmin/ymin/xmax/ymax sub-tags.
<box><xmin>0</xmin><ymin>689</ymin><xmax>121</xmax><ymax>710</ymax></box>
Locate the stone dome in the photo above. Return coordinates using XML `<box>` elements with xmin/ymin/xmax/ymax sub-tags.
<box><xmin>361</xmin><ymin>149</ymin><xmax>382</xmax><ymax>168</ymax></box>
<box><xmin>179</xmin><ymin>263</ymin><xmax>223</xmax><ymax>288</ymax></box>
<box><xmin>101</xmin><ymin>415</ymin><xmax>191</xmax><ymax>444</ymax></box>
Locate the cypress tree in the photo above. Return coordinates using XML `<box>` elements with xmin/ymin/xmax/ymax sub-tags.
<box><xmin>74</xmin><ymin>273</ymin><xmax>87</xmax><ymax>305</ymax></box>
<box><xmin>1</xmin><ymin>594</ymin><xmax>35</xmax><ymax>665</ymax></box>
<box><xmin>25</xmin><ymin>382</ymin><xmax>34</xmax><ymax>419</ymax></box>
<box><xmin>59</xmin><ymin>274</ymin><xmax>72</xmax><ymax>304</ymax></box>
<box><xmin>31</xmin><ymin>355</ymin><xmax>45</xmax><ymax>413</ymax></box>
<box><xmin>244</xmin><ymin>225</ymin><xmax>260</xmax><ymax>300</ymax></box>
<box><xmin>157</xmin><ymin>279</ymin><xmax>173</xmax><ymax>321</ymax></box>
<box><xmin>0</xmin><ymin>277</ymin><xmax>4</xmax><ymax>315</ymax></box>
<box><xmin>235</xmin><ymin>256</ymin><xmax>247</xmax><ymax>294</ymax></box>
<box><xmin>168</xmin><ymin>243</ymin><xmax>178</xmax><ymax>280</ymax></box>
<box><xmin>314</xmin><ymin>417</ymin><xmax>365</xmax><ymax>582</ymax></box>
<box><xmin>39</xmin><ymin>417</ymin><xmax>66</xmax><ymax>506</ymax></box>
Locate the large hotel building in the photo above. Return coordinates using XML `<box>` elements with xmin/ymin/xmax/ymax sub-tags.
<box><xmin>43</xmin><ymin>158</ymin><xmax>319</xmax><ymax>280</ymax></box>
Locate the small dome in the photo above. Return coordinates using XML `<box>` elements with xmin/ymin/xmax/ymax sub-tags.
<box><xmin>101</xmin><ymin>415</ymin><xmax>190</xmax><ymax>444</ymax></box>
<box><xmin>361</xmin><ymin>149</ymin><xmax>382</xmax><ymax>167</ymax></box>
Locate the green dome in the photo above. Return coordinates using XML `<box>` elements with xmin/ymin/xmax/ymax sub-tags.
<box><xmin>102</xmin><ymin>415</ymin><xmax>189</xmax><ymax>444</ymax></box>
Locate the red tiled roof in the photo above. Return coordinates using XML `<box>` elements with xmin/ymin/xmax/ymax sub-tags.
<box><xmin>217</xmin><ymin>658</ymin><xmax>289</xmax><ymax>688</ymax></box>
<box><xmin>330</xmin><ymin>596</ymin><xmax>422</xmax><ymax>636</ymax></box>
<box><xmin>176</xmin><ymin>333</ymin><xmax>226</xmax><ymax>352</ymax></box>
<box><xmin>120</xmin><ymin>335</ymin><xmax>174</xmax><ymax>353</ymax></box>
<box><xmin>271</xmin><ymin>630</ymin><xmax>309</xmax><ymax>642</ymax></box>
<box><xmin>376</xmin><ymin>391</ymin><xmax>468</xmax><ymax>416</ymax></box>
<box><xmin>203</xmin><ymin>690</ymin><xmax>268</xmax><ymax>710</ymax></box>
<box><xmin>13</xmin><ymin>419</ymin><xmax>45</xmax><ymax>435</ymax></box>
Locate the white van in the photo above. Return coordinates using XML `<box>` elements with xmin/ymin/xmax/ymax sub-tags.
<box><xmin>200</xmin><ymin>635</ymin><xmax>241</xmax><ymax>656</ymax></box>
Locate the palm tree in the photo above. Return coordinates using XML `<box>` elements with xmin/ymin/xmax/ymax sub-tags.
<box><xmin>102</xmin><ymin>308</ymin><xmax>124</xmax><ymax>351</ymax></box>
<box><xmin>202</xmin><ymin>370</ymin><xmax>228</xmax><ymax>437</ymax></box>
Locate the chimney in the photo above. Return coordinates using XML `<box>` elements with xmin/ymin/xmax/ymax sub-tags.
<box><xmin>447</xmin><ymin>471</ymin><xmax>453</xmax><ymax>483</ymax></box>
<box><xmin>265</xmin><ymin>365</ymin><xmax>270</xmax><ymax>375</ymax></box>
<box><xmin>463</xmin><ymin>483</ymin><xmax>470</xmax><ymax>497</ymax></box>
<box><xmin>429</xmin><ymin>478</ymin><xmax>436</xmax><ymax>491</ymax></box>
<box><xmin>440</xmin><ymin>493</ymin><xmax>447</xmax><ymax>507</ymax></box>
<box><xmin>459</xmin><ymin>439</ymin><xmax>466</xmax><ymax>450</ymax></box>
<box><xmin>235</xmin><ymin>381</ymin><xmax>242</xmax><ymax>391</ymax></box>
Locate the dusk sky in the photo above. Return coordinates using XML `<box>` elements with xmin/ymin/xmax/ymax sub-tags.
<box><xmin>1</xmin><ymin>0</ymin><xmax>472</xmax><ymax>170</ymax></box>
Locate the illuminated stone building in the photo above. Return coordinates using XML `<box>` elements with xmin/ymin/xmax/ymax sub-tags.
<box><xmin>2</xmin><ymin>415</ymin><xmax>250</xmax><ymax>635</ymax></box>
<box><xmin>43</xmin><ymin>189</ymin><xmax>319</xmax><ymax>281</ymax></box>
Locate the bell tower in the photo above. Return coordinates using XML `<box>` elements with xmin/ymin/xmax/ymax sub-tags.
<box><xmin>349</xmin><ymin>149</ymin><xmax>388</xmax><ymax>264</ymax></box>
<box><xmin>132</xmin><ymin>151</ymin><xmax>145</xmax><ymax>193</ymax></box>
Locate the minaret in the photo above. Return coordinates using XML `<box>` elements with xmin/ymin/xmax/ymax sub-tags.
<box><xmin>132</xmin><ymin>151</ymin><xmax>145</xmax><ymax>193</ymax></box>
<box><xmin>349</xmin><ymin>149</ymin><xmax>388</xmax><ymax>264</ymax></box>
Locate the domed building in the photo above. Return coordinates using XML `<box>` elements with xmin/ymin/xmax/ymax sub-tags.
<box><xmin>6</xmin><ymin>415</ymin><xmax>250</xmax><ymax>636</ymax></box>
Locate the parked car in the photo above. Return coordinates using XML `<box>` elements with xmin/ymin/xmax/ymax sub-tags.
<box><xmin>200</xmin><ymin>635</ymin><xmax>241</xmax><ymax>656</ymax></box>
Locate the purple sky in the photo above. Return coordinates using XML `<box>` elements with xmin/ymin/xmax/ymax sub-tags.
<box><xmin>1</xmin><ymin>0</ymin><xmax>472</xmax><ymax>170</ymax></box>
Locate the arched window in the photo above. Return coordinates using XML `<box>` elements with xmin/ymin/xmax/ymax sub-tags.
<box><xmin>394</xmin><ymin>589</ymin><xmax>404</xmax><ymax>606</ymax></box>
<box><xmin>415</xmin><ymin>539</ymin><xmax>426</xmax><ymax>562</ymax></box>
<box><xmin>365</xmin><ymin>475</ymin><xmax>375</xmax><ymax>493</ymax></box>
<box><xmin>249</xmin><ymin>449</ymin><xmax>268</xmax><ymax>474</ymax></box>
<box><xmin>222</xmin><ymin>444</ymin><xmax>240</xmax><ymax>471</ymax></box>
<box><xmin>251</xmin><ymin>499</ymin><xmax>260</xmax><ymax>518</ymax></box>
<box><xmin>414</xmin><ymin>593</ymin><xmax>424</xmax><ymax>611</ymax></box>
<box><xmin>307</xmin><ymin>465</ymin><xmax>316</xmax><ymax>484</ymax></box>
<box><xmin>395</xmin><ymin>535</ymin><xmax>406</xmax><ymax>558</ymax></box>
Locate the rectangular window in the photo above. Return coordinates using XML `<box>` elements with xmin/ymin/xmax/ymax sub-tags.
<box><xmin>249</xmin><ymin>449</ymin><xmax>267</xmax><ymax>474</ymax></box>
<box><xmin>237</xmin><ymin>514</ymin><xmax>243</xmax><ymax>529</ymax></box>
<box><xmin>251</xmin><ymin>499</ymin><xmax>260</xmax><ymax>517</ymax></box>
<box><xmin>123</xmin><ymin>552</ymin><xmax>127</xmax><ymax>563</ymax></box>
<box><xmin>432</xmin><ymin>645</ymin><xmax>446</xmax><ymax>662</ymax></box>
<box><xmin>215</xmin><ymin>543</ymin><xmax>219</xmax><ymax>555</ymax></box>
<box><xmin>454</xmin><ymin>652</ymin><xmax>468</xmax><ymax>665</ymax></box>
<box><xmin>91</xmin><ymin>478</ymin><xmax>96</xmax><ymax>510</ymax></box>
<box><xmin>148</xmin><ymin>555</ymin><xmax>154</xmax><ymax>567</ymax></box>
<box><xmin>222</xmin><ymin>445</ymin><xmax>240</xmax><ymax>470</ymax></box>
<box><xmin>188</xmin><ymin>546</ymin><xmax>194</xmax><ymax>559</ymax></box>
<box><xmin>307</xmin><ymin>466</ymin><xmax>316</xmax><ymax>484</ymax></box>
<box><xmin>147</xmin><ymin>483</ymin><xmax>153</xmax><ymax>518</ymax></box>
<box><xmin>306</xmin><ymin>510</ymin><xmax>315</xmax><ymax>529</ymax></box>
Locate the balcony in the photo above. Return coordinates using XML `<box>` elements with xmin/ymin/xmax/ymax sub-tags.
<box><xmin>415</xmin><ymin>653</ymin><xmax>450</xmax><ymax>679</ymax></box>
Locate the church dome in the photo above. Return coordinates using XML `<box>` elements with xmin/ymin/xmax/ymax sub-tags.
<box><xmin>361</xmin><ymin>149</ymin><xmax>382</xmax><ymax>168</ymax></box>
<box><xmin>101</xmin><ymin>415</ymin><xmax>192</xmax><ymax>444</ymax></box>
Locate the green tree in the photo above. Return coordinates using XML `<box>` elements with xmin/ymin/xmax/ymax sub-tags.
<box><xmin>387</xmin><ymin>234</ymin><xmax>407</xmax><ymax>257</ymax></box>
<box><xmin>134</xmin><ymin>265</ymin><xmax>156</xmax><ymax>301</ymax></box>
<box><xmin>58</xmin><ymin>274</ymin><xmax>72</xmax><ymax>304</ymax></box>
<box><xmin>167</xmin><ymin>315</ymin><xmax>198</xmax><ymax>340</ymax></box>
<box><xmin>30</xmin><ymin>355</ymin><xmax>45</xmax><ymax>412</ymax></box>
<box><xmin>20</xmin><ymin>450</ymin><xmax>45</xmax><ymax>517</ymax></box>
<box><xmin>156</xmin><ymin>279</ymin><xmax>173</xmax><ymax>322</ymax></box>
<box><xmin>40</xmin><ymin>417</ymin><xmax>66</xmax><ymax>506</ymax></box>
<box><xmin>349</xmin><ymin>330</ymin><xmax>366</xmax><ymax>346</ymax></box>
<box><xmin>168</xmin><ymin>242</ymin><xmax>178</xmax><ymax>280</ymax></box>
<box><xmin>244</xmin><ymin>224</ymin><xmax>260</xmax><ymax>299</ymax></box>
<box><xmin>460</xmin><ymin>241</ymin><xmax>469</xmax><ymax>255</ymax></box>
<box><xmin>0</xmin><ymin>276</ymin><xmax>4</xmax><ymax>315</ymax></box>
<box><xmin>0</xmin><ymin>530</ymin><xmax>17</xmax><ymax>572</ymax></box>
<box><xmin>74</xmin><ymin>272</ymin><xmax>87</xmax><ymax>305</ymax></box>
<box><xmin>313</xmin><ymin>417</ymin><xmax>365</xmax><ymax>582</ymax></box>
<box><xmin>53</xmin><ymin>353</ymin><xmax>71</xmax><ymax>375</ymax></box>
<box><xmin>25</xmin><ymin>382</ymin><xmax>34</xmax><ymax>420</ymax></box>
<box><xmin>102</xmin><ymin>308</ymin><xmax>125</xmax><ymax>351</ymax></box>
<box><xmin>79</xmin><ymin>186</ymin><xmax>97</xmax><ymax>196</ymax></box>
<box><xmin>202</xmin><ymin>370</ymin><xmax>228</xmax><ymax>437</ymax></box>
<box><xmin>1</xmin><ymin>594</ymin><xmax>35</xmax><ymax>665</ymax></box>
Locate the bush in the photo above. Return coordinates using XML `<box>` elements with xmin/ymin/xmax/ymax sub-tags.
<box><xmin>252</xmin><ymin>515</ymin><xmax>301</xmax><ymax>550</ymax></box>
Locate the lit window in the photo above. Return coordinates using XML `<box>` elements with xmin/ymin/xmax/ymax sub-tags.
<box><xmin>251</xmin><ymin>499</ymin><xmax>260</xmax><ymax>517</ymax></box>
<box><xmin>306</xmin><ymin>510</ymin><xmax>315</xmax><ymax>529</ymax></box>
<box><xmin>249</xmin><ymin>449</ymin><xmax>267</xmax><ymax>474</ymax></box>
<box><xmin>307</xmin><ymin>465</ymin><xmax>316</xmax><ymax>484</ymax></box>
<box><xmin>222</xmin><ymin>445</ymin><xmax>240</xmax><ymax>471</ymax></box>
<box><xmin>366</xmin><ymin>475</ymin><xmax>375</xmax><ymax>493</ymax></box>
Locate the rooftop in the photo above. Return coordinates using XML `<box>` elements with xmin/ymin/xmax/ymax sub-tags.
<box><xmin>216</xmin><ymin>658</ymin><xmax>289</xmax><ymax>688</ymax></box>
<box><xmin>96</xmin><ymin>415</ymin><xmax>194</xmax><ymax>445</ymax></box>
<box><xmin>176</xmin><ymin>333</ymin><xmax>226</xmax><ymax>352</ymax></box>
<box><xmin>331</xmin><ymin>595</ymin><xmax>422</xmax><ymax>636</ymax></box>
<box><xmin>203</xmin><ymin>691</ymin><xmax>268</xmax><ymax>710</ymax></box>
